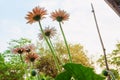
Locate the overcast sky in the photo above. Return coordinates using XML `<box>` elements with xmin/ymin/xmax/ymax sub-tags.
<box><xmin>0</xmin><ymin>0</ymin><xmax>120</xmax><ymax>57</ymax></box>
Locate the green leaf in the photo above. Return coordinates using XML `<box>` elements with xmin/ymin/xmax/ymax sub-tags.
<box><xmin>55</xmin><ymin>71</ymin><xmax>72</xmax><ymax>80</ymax></box>
<box><xmin>55</xmin><ymin>63</ymin><xmax>105</xmax><ymax>80</ymax></box>
<box><xmin>0</xmin><ymin>54</ymin><xmax>4</xmax><ymax>63</ymax></box>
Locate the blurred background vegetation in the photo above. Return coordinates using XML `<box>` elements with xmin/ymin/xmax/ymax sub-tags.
<box><xmin>0</xmin><ymin>37</ymin><xmax>92</xmax><ymax>80</ymax></box>
<box><xmin>97</xmin><ymin>42</ymin><xmax>120</xmax><ymax>80</ymax></box>
<box><xmin>0</xmin><ymin>37</ymin><xmax>119</xmax><ymax>80</ymax></box>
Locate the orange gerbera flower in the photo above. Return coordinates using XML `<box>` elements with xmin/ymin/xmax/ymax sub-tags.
<box><xmin>25</xmin><ymin>6</ymin><xmax>47</xmax><ymax>24</ymax></box>
<box><xmin>25</xmin><ymin>53</ymin><xmax>39</xmax><ymax>62</ymax></box>
<box><xmin>50</xmin><ymin>9</ymin><xmax>69</xmax><ymax>22</ymax></box>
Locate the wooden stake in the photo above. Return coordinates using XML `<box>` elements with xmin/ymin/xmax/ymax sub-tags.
<box><xmin>91</xmin><ymin>3</ymin><xmax>111</xmax><ymax>80</ymax></box>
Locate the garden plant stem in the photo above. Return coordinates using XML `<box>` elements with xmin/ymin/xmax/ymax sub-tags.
<box><xmin>48</xmin><ymin>38</ymin><xmax>63</xmax><ymax>66</ymax></box>
<box><xmin>20</xmin><ymin>54</ymin><xmax>24</xmax><ymax>63</ymax></box>
<box><xmin>38</xmin><ymin>21</ymin><xmax>60</xmax><ymax>72</ymax></box>
<box><xmin>59</xmin><ymin>22</ymin><xmax>72</xmax><ymax>63</ymax></box>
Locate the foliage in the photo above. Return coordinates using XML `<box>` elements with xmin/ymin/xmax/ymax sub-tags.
<box><xmin>51</xmin><ymin>41</ymin><xmax>91</xmax><ymax>67</ymax></box>
<box><xmin>0</xmin><ymin>38</ymin><xmax>31</xmax><ymax>80</ymax></box>
<box><xmin>55</xmin><ymin>63</ymin><xmax>105</xmax><ymax>80</ymax></box>
<box><xmin>35</xmin><ymin>41</ymin><xmax>92</xmax><ymax>78</ymax></box>
<box><xmin>0</xmin><ymin>53</ymin><xmax>25</xmax><ymax>80</ymax></box>
<box><xmin>111</xmin><ymin>43</ymin><xmax>120</xmax><ymax>66</ymax></box>
<box><xmin>97</xmin><ymin>42</ymin><xmax>120</xmax><ymax>79</ymax></box>
<box><xmin>8</xmin><ymin>37</ymin><xmax>31</xmax><ymax>49</ymax></box>
<box><xmin>0</xmin><ymin>37</ymin><xmax>93</xmax><ymax>80</ymax></box>
<box><xmin>35</xmin><ymin>54</ymin><xmax>58</xmax><ymax>78</ymax></box>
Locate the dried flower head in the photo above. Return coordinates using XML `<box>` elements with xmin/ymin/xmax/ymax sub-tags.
<box><xmin>25</xmin><ymin>6</ymin><xmax>47</xmax><ymax>24</ymax></box>
<box><xmin>38</xmin><ymin>27</ymin><xmax>57</xmax><ymax>40</ymax></box>
<box><xmin>24</xmin><ymin>44</ymin><xmax>36</xmax><ymax>53</ymax></box>
<box><xmin>50</xmin><ymin>9</ymin><xmax>69</xmax><ymax>22</ymax></box>
<box><xmin>25</xmin><ymin>53</ymin><xmax>39</xmax><ymax>62</ymax></box>
<box><xmin>36</xmin><ymin>54</ymin><xmax>58</xmax><ymax>78</ymax></box>
<box><xmin>12</xmin><ymin>47</ymin><xmax>25</xmax><ymax>54</ymax></box>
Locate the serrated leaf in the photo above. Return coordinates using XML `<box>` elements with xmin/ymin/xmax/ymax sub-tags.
<box><xmin>55</xmin><ymin>63</ymin><xmax>105</xmax><ymax>80</ymax></box>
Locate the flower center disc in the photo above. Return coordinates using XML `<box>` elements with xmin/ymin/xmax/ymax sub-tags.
<box><xmin>33</xmin><ymin>15</ymin><xmax>41</xmax><ymax>21</ymax></box>
<box><xmin>45</xmin><ymin>31</ymin><xmax>50</xmax><ymax>37</ymax></box>
<box><xmin>56</xmin><ymin>16</ymin><xmax>63</xmax><ymax>22</ymax></box>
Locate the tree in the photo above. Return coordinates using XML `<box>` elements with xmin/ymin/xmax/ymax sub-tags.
<box><xmin>35</xmin><ymin>40</ymin><xmax>93</xmax><ymax>78</ymax></box>
<box><xmin>0</xmin><ymin>38</ymin><xmax>31</xmax><ymax>80</ymax></box>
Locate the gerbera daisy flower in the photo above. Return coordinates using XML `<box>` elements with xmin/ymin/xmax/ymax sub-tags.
<box><xmin>12</xmin><ymin>47</ymin><xmax>25</xmax><ymax>54</ymax></box>
<box><xmin>38</xmin><ymin>26</ymin><xmax>57</xmax><ymax>40</ymax></box>
<box><xmin>25</xmin><ymin>6</ymin><xmax>47</xmax><ymax>24</ymax></box>
<box><xmin>25</xmin><ymin>53</ymin><xmax>39</xmax><ymax>62</ymax></box>
<box><xmin>24</xmin><ymin>44</ymin><xmax>36</xmax><ymax>53</ymax></box>
<box><xmin>50</xmin><ymin>9</ymin><xmax>69</xmax><ymax>22</ymax></box>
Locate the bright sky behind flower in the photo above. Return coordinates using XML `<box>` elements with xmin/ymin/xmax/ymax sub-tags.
<box><xmin>0</xmin><ymin>0</ymin><xmax>120</xmax><ymax>57</ymax></box>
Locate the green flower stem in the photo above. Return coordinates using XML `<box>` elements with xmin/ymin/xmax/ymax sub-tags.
<box><xmin>29</xmin><ymin>62</ymin><xmax>33</xmax><ymax>79</ymax></box>
<box><xmin>25</xmin><ymin>70</ymin><xmax>29</xmax><ymax>80</ymax></box>
<box><xmin>38</xmin><ymin>21</ymin><xmax>60</xmax><ymax>72</ymax></box>
<box><xmin>107</xmin><ymin>71</ymin><xmax>115</xmax><ymax>80</ymax></box>
<box><xmin>37</xmin><ymin>74</ymin><xmax>40</xmax><ymax>80</ymax></box>
<box><xmin>48</xmin><ymin>38</ymin><xmax>63</xmax><ymax>66</ymax></box>
<box><xmin>58</xmin><ymin>22</ymin><xmax>72</xmax><ymax>63</ymax></box>
<box><xmin>20</xmin><ymin>54</ymin><xmax>24</xmax><ymax>63</ymax></box>
<box><xmin>30</xmin><ymin>62</ymin><xmax>34</xmax><ymax>70</ymax></box>
<box><xmin>30</xmin><ymin>62</ymin><xmax>32</xmax><ymax>71</ymax></box>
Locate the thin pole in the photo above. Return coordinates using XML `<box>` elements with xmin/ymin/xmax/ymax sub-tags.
<box><xmin>91</xmin><ymin>3</ymin><xmax>111</xmax><ymax>80</ymax></box>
